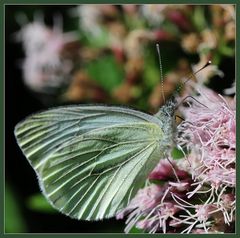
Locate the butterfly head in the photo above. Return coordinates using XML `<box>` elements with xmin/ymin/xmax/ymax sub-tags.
<box><xmin>155</xmin><ymin>96</ymin><xmax>177</xmax><ymax>120</ymax></box>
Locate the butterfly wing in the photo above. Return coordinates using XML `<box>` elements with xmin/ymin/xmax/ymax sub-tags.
<box><xmin>15</xmin><ymin>106</ymin><xmax>167</xmax><ymax>220</ymax></box>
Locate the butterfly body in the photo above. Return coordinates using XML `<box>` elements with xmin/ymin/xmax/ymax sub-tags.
<box><xmin>15</xmin><ymin>100</ymin><xmax>176</xmax><ymax>220</ymax></box>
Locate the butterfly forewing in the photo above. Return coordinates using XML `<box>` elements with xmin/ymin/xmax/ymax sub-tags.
<box><xmin>15</xmin><ymin>106</ymin><xmax>167</xmax><ymax>220</ymax></box>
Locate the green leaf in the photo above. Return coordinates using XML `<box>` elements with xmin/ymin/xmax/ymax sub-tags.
<box><xmin>82</xmin><ymin>27</ymin><xmax>110</xmax><ymax>48</ymax></box>
<box><xmin>162</xmin><ymin>21</ymin><xmax>180</xmax><ymax>36</ymax></box>
<box><xmin>143</xmin><ymin>57</ymin><xmax>160</xmax><ymax>88</ymax></box>
<box><xmin>129</xmin><ymin>226</ymin><xmax>144</xmax><ymax>233</ymax></box>
<box><xmin>171</xmin><ymin>147</ymin><xmax>185</xmax><ymax>159</ymax></box>
<box><xmin>15</xmin><ymin>105</ymin><xmax>174</xmax><ymax>221</ymax></box>
<box><xmin>124</xmin><ymin>15</ymin><xmax>146</xmax><ymax>30</ymax></box>
<box><xmin>219</xmin><ymin>45</ymin><xmax>235</xmax><ymax>57</ymax></box>
<box><xmin>27</xmin><ymin>193</ymin><xmax>56</xmax><ymax>213</ymax></box>
<box><xmin>87</xmin><ymin>56</ymin><xmax>124</xmax><ymax>92</ymax></box>
<box><xmin>5</xmin><ymin>183</ymin><xmax>27</xmax><ymax>233</ymax></box>
<box><xmin>192</xmin><ymin>6</ymin><xmax>207</xmax><ymax>31</ymax></box>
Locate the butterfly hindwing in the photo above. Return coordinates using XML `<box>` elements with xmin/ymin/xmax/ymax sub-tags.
<box><xmin>15</xmin><ymin>105</ymin><xmax>167</xmax><ymax>220</ymax></box>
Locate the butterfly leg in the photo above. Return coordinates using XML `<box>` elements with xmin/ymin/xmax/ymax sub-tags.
<box><xmin>165</xmin><ymin>155</ymin><xmax>180</xmax><ymax>183</ymax></box>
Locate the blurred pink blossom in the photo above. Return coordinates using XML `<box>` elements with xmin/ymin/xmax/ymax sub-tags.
<box><xmin>16</xmin><ymin>16</ymin><xmax>77</xmax><ymax>92</ymax></box>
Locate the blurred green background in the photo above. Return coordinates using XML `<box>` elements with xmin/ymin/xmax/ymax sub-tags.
<box><xmin>5</xmin><ymin>4</ymin><xmax>235</xmax><ymax>233</ymax></box>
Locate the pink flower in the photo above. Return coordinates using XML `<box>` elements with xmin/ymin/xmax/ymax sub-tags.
<box><xmin>170</xmin><ymin>193</ymin><xmax>220</xmax><ymax>233</ymax></box>
<box><xmin>16</xmin><ymin>16</ymin><xmax>77</xmax><ymax>92</ymax></box>
<box><xmin>117</xmin><ymin>86</ymin><xmax>235</xmax><ymax>234</ymax></box>
<box><xmin>117</xmin><ymin>165</ymin><xmax>193</xmax><ymax>233</ymax></box>
<box><xmin>135</xmin><ymin>202</ymin><xmax>180</xmax><ymax>233</ymax></box>
<box><xmin>116</xmin><ymin>184</ymin><xmax>163</xmax><ymax>220</ymax></box>
<box><xmin>166</xmin><ymin>9</ymin><xmax>191</xmax><ymax>31</ymax></box>
<box><xmin>191</xmin><ymin>229</ymin><xmax>208</xmax><ymax>234</ymax></box>
<box><xmin>149</xmin><ymin>158</ymin><xmax>189</xmax><ymax>181</ymax></box>
<box><xmin>178</xmin><ymin>87</ymin><xmax>236</xmax><ymax>189</ymax></box>
<box><xmin>116</xmin><ymin>181</ymin><xmax>184</xmax><ymax>233</ymax></box>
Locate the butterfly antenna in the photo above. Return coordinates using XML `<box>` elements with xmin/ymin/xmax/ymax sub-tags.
<box><xmin>156</xmin><ymin>44</ymin><xmax>165</xmax><ymax>104</ymax></box>
<box><xmin>176</xmin><ymin>60</ymin><xmax>212</xmax><ymax>93</ymax></box>
<box><xmin>175</xmin><ymin>61</ymin><xmax>212</xmax><ymax>109</ymax></box>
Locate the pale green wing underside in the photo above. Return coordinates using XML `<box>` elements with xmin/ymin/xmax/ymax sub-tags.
<box><xmin>15</xmin><ymin>106</ymin><xmax>166</xmax><ymax>220</ymax></box>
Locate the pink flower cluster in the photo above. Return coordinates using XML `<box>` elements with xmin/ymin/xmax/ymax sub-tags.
<box><xmin>117</xmin><ymin>87</ymin><xmax>235</xmax><ymax>233</ymax></box>
<box><xmin>116</xmin><ymin>158</ymin><xmax>194</xmax><ymax>233</ymax></box>
<box><xmin>178</xmin><ymin>87</ymin><xmax>236</xmax><ymax>190</ymax></box>
<box><xmin>16</xmin><ymin>15</ymin><xmax>77</xmax><ymax>92</ymax></box>
<box><xmin>116</xmin><ymin>163</ymin><xmax>184</xmax><ymax>233</ymax></box>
